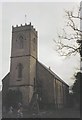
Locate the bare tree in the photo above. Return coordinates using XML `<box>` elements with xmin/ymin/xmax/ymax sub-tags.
<box><xmin>54</xmin><ymin>5</ymin><xmax>82</xmax><ymax>57</ymax></box>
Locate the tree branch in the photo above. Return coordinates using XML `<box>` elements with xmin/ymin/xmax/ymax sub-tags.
<box><xmin>54</xmin><ymin>7</ymin><xmax>81</xmax><ymax>57</ymax></box>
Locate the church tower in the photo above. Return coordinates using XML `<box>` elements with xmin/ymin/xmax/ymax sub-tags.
<box><xmin>9</xmin><ymin>23</ymin><xmax>37</xmax><ymax>106</ymax></box>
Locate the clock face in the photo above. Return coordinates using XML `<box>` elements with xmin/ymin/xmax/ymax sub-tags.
<box><xmin>16</xmin><ymin>34</ymin><xmax>25</xmax><ymax>49</ymax></box>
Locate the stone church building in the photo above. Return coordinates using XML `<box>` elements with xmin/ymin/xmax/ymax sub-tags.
<box><xmin>2</xmin><ymin>23</ymin><xmax>69</xmax><ymax>112</ymax></box>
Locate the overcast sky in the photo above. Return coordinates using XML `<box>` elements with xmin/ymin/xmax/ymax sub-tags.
<box><xmin>1</xmin><ymin>1</ymin><xmax>81</xmax><ymax>90</ymax></box>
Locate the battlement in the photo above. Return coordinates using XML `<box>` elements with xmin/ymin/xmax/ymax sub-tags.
<box><xmin>12</xmin><ymin>22</ymin><xmax>37</xmax><ymax>35</ymax></box>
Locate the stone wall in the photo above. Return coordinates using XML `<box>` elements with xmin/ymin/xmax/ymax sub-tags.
<box><xmin>37</xmin><ymin>62</ymin><xmax>69</xmax><ymax>109</ymax></box>
<box><xmin>37</xmin><ymin>62</ymin><xmax>55</xmax><ymax>106</ymax></box>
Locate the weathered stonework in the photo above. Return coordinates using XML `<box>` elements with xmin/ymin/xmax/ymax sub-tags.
<box><xmin>2</xmin><ymin>23</ymin><xmax>69</xmax><ymax>112</ymax></box>
<box><xmin>9</xmin><ymin>23</ymin><xmax>37</xmax><ymax>106</ymax></box>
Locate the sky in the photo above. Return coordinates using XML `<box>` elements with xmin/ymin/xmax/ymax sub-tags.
<box><xmin>1</xmin><ymin>1</ymin><xmax>81</xmax><ymax>90</ymax></box>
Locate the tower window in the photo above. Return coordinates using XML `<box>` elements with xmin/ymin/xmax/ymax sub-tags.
<box><xmin>33</xmin><ymin>38</ymin><xmax>36</xmax><ymax>43</ymax></box>
<box><xmin>19</xmin><ymin>36</ymin><xmax>23</xmax><ymax>49</ymax></box>
<box><xmin>33</xmin><ymin>38</ymin><xmax>36</xmax><ymax>51</ymax></box>
<box><xmin>16</xmin><ymin>34</ymin><xmax>25</xmax><ymax>49</ymax></box>
<box><xmin>17</xmin><ymin>63</ymin><xmax>23</xmax><ymax>78</ymax></box>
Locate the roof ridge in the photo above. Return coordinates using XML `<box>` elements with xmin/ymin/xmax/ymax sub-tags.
<box><xmin>37</xmin><ymin>61</ymin><xmax>69</xmax><ymax>86</ymax></box>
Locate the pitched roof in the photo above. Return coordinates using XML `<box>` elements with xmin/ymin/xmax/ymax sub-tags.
<box><xmin>2</xmin><ymin>72</ymin><xmax>10</xmax><ymax>82</ymax></box>
<box><xmin>37</xmin><ymin>61</ymin><xmax>69</xmax><ymax>87</ymax></box>
<box><xmin>2</xmin><ymin>62</ymin><xmax>69</xmax><ymax>87</ymax></box>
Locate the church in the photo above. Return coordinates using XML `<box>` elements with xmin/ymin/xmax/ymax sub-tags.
<box><xmin>2</xmin><ymin>23</ymin><xmax>69</xmax><ymax>113</ymax></box>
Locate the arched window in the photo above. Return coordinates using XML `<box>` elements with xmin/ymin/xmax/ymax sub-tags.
<box><xmin>19</xmin><ymin>36</ymin><xmax>23</xmax><ymax>49</ymax></box>
<box><xmin>16</xmin><ymin>34</ymin><xmax>24</xmax><ymax>49</ymax></box>
<box><xmin>17</xmin><ymin>63</ymin><xmax>23</xmax><ymax>78</ymax></box>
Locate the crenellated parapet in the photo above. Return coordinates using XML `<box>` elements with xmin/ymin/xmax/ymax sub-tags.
<box><xmin>12</xmin><ymin>22</ymin><xmax>37</xmax><ymax>35</ymax></box>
